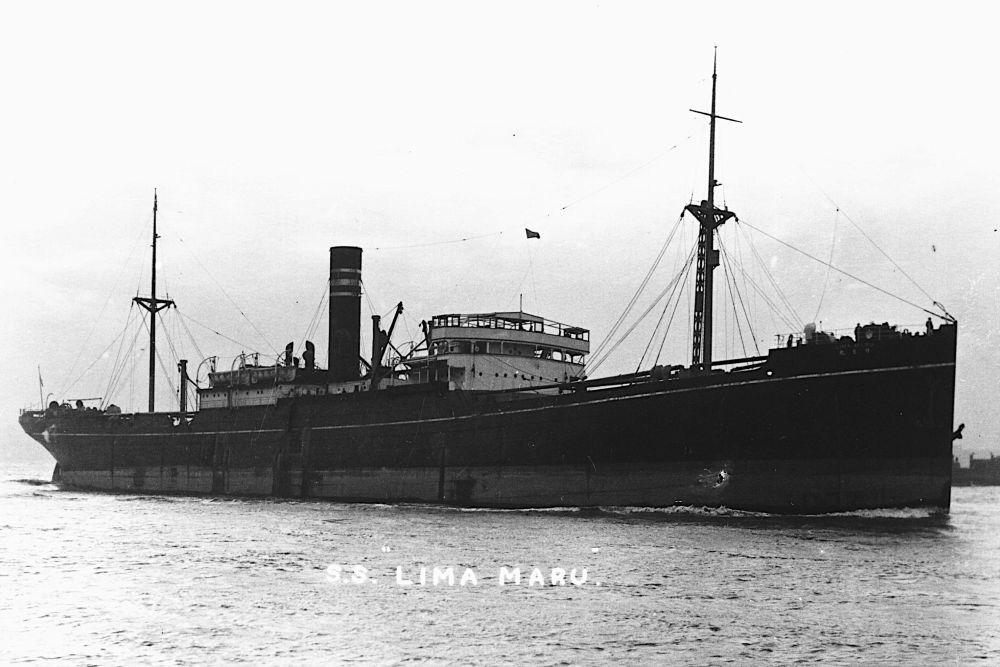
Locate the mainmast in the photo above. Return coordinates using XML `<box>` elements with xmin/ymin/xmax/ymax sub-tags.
<box><xmin>133</xmin><ymin>189</ymin><xmax>175</xmax><ymax>412</ymax></box>
<box><xmin>685</xmin><ymin>50</ymin><xmax>740</xmax><ymax>369</ymax></box>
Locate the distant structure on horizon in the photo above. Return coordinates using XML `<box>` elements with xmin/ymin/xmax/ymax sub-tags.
<box><xmin>953</xmin><ymin>453</ymin><xmax>1000</xmax><ymax>486</ymax></box>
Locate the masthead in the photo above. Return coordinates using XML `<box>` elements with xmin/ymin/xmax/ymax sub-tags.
<box><xmin>684</xmin><ymin>51</ymin><xmax>741</xmax><ymax>369</ymax></box>
<box><xmin>133</xmin><ymin>188</ymin><xmax>175</xmax><ymax>412</ymax></box>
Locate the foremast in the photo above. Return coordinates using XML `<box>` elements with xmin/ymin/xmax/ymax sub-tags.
<box><xmin>685</xmin><ymin>51</ymin><xmax>740</xmax><ymax>369</ymax></box>
<box><xmin>133</xmin><ymin>190</ymin><xmax>175</xmax><ymax>412</ymax></box>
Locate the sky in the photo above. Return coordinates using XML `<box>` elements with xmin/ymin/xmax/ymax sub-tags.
<box><xmin>1</xmin><ymin>1</ymin><xmax>997</xmax><ymax>460</ymax></box>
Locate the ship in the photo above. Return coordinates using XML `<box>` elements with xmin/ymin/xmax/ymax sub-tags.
<box><xmin>17</xmin><ymin>60</ymin><xmax>959</xmax><ymax>513</ymax></box>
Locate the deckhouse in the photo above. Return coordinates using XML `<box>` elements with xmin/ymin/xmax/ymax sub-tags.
<box><xmin>403</xmin><ymin>311</ymin><xmax>589</xmax><ymax>391</ymax></box>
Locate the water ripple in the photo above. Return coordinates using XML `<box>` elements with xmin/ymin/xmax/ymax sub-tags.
<box><xmin>1</xmin><ymin>461</ymin><xmax>998</xmax><ymax>665</ymax></box>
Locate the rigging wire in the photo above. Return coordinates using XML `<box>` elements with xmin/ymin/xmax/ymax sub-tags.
<box><xmin>370</xmin><ymin>231</ymin><xmax>503</xmax><ymax>251</ymax></box>
<box><xmin>399</xmin><ymin>311</ymin><xmax>417</xmax><ymax>353</ymax></box>
<box><xmin>63</xmin><ymin>304</ymin><xmax>137</xmax><ymax>399</ymax></box>
<box><xmin>636</xmin><ymin>272</ymin><xmax>680</xmax><ymax>373</ymax></box>
<box><xmin>813</xmin><ymin>207</ymin><xmax>840</xmax><ymax>322</ymax></box>
<box><xmin>717</xmin><ymin>235</ymin><xmax>759</xmax><ymax>354</ymax></box>
<box><xmin>529</xmin><ymin>244</ymin><xmax>539</xmax><ymax>310</ymax></box>
<box><xmin>739</xmin><ymin>118</ymin><xmax>943</xmax><ymax>312</ymax></box>
<box><xmin>160</xmin><ymin>308</ymin><xmax>182</xmax><ymax>371</ymax></box>
<box><xmin>738</xmin><ymin>219</ymin><xmax>945</xmax><ymax>320</ymax></box>
<box><xmin>128</xmin><ymin>332</ymin><xmax>137</xmax><ymax>412</ymax></box>
<box><xmin>175</xmin><ymin>310</ymin><xmax>262</xmax><ymax>351</ymax></box>
<box><xmin>359</xmin><ymin>278</ymin><xmax>383</xmax><ymax>365</ymax></box>
<box><xmin>721</xmin><ymin>229</ymin><xmax>810</xmax><ymax>332</ymax></box>
<box><xmin>734</xmin><ymin>220</ymin><xmax>803</xmax><ymax>327</ymax></box>
<box><xmin>300</xmin><ymin>281</ymin><xmax>330</xmax><ymax>348</ymax></box>
<box><xmin>305</xmin><ymin>297</ymin><xmax>329</xmax><ymax>343</ymax></box>
<box><xmin>101</xmin><ymin>305</ymin><xmax>139</xmax><ymax>406</ymax></box>
<box><xmin>718</xmin><ymin>241</ymin><xmax>750</xmax><ymax>357</ymax></box>
<box><xmin>558</xmin><ymin>136</ymin><xmax>695</xmax><ymax>213</ymax></box>
<box><xmin>731</xmin><ymin>221</ymin><xmax>756</xmax><ymax>331</ymax></box>
<box><xmin>588</xmin><ymin>240</ymin><xmax>697</xmax><ymax>375</ymax></box>
<box><xmin>591</xmin><ymin>242</ymin><xmax>694</xmax><ymax>374</ymax></box>
<box><xmin>637</xmin><ymin>238</ymin><xmax>697</xmax><ymax>372</ymax></box>
<box><xmin>715</xmin><ymin>248</ymin><xmax>799</xmax><ymax>334</ymax></box>
<box><xmin>794</xmin><ymin>167</ymin><xmax>938</xmax><ymax>306</ymax></box>
<box><xmin>104</xmin><ymin>310</ymin><xmax>147</xmax><ymax>408</ymax></box>
<box><xmin>588</xmin><ymin>213</ymin><xmax>685</xmax><ymax>365</ymax></box>
<box><xmin>510</xmin><ymin>240</ymin><xmax>541</xmax><ymax>312</ymax></box>
<box><xmin>175</xmin><ymin>235</ymin><xmax>277</xmax><ymax>355</ymax></box>
<box><xmin>365</xmin><ymin>125</ymin><xmax>699</xmax><ymax>325</ymax></box>
<box><xmin>650</xmin><ymin>245</ymin><xmax>697</xmax><ymax>369</ymax></box>
<box><xmin>60</xmin><ymin>215</ymin><xmax>153</xmax><ymax>398</ymax></box>
<box><xmin>175</xmin><ymin>309</ymin><xmax>206</xmax><ymax>365</ymax></box>
<box><xmin>139</xmin><ymin>314</ymin><xmax>177</xmax><ymax>405</ymax></box>
<box><xmin>134</xmin><ymin>242</ymin><xmax>147</xmax><ymax>297</ymax></box>
<box><xmin>684</xmin><ymin>219</ymin><xmax>692</xmax><ymax>357</ymax></box>
<box><xmin>360</xmin><ymin>278</ymin><xmax>378</xmax><ymax>320</ymax></box>
<box><xmin>651</xmin><ymin>256</ymin><xmax>694</xmax><ymax>368</ymax></box>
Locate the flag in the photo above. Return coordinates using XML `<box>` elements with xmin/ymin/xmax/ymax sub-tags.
<box><xmin>525</xmin><ymin>228</ymin><xmax>540</xmax><ymax>239</ymax></box>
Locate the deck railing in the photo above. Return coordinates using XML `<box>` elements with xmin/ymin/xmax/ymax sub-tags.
<box><xmin>430</xmin><ymin>313</ymin><xmax>589</xmax><ymax>341</ymax></box>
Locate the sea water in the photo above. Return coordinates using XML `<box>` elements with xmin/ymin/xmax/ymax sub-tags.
<box><xmin>1</xmin><ymin>457</ymin><xmax>998</xmax><ymax>665</ymax></box>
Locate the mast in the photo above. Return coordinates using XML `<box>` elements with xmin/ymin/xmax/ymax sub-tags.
<box><xmin>133</xmin><ymin>189</ymin><xmax>175</xmax><ymax>412</ymax></box>
<box><xmin>685</xmin><ymin>50</ymin><xmax>740</xmax><ymax>369</ymax></box>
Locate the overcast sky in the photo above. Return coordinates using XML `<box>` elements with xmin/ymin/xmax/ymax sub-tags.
<box><xmin>1</xmin><ymin>1</ymin><xmax>997</xmax><ymax>457</ymax></box>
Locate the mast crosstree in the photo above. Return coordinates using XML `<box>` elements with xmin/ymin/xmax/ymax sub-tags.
<box><xmin>133</xmin><ymin>189</ymin><xmax>175</xmax><ymax>412</ymax></box>
<box><xmin>685</xmin><ymin>50</ymin><xmax>741</xmax><ymax>369</ymax></box>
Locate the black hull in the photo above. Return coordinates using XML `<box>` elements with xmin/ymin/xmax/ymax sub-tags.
<box><xmin>20</xmin><ymin>332</ymin><xmax>957</xmax><ymax>514</ymax></box>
